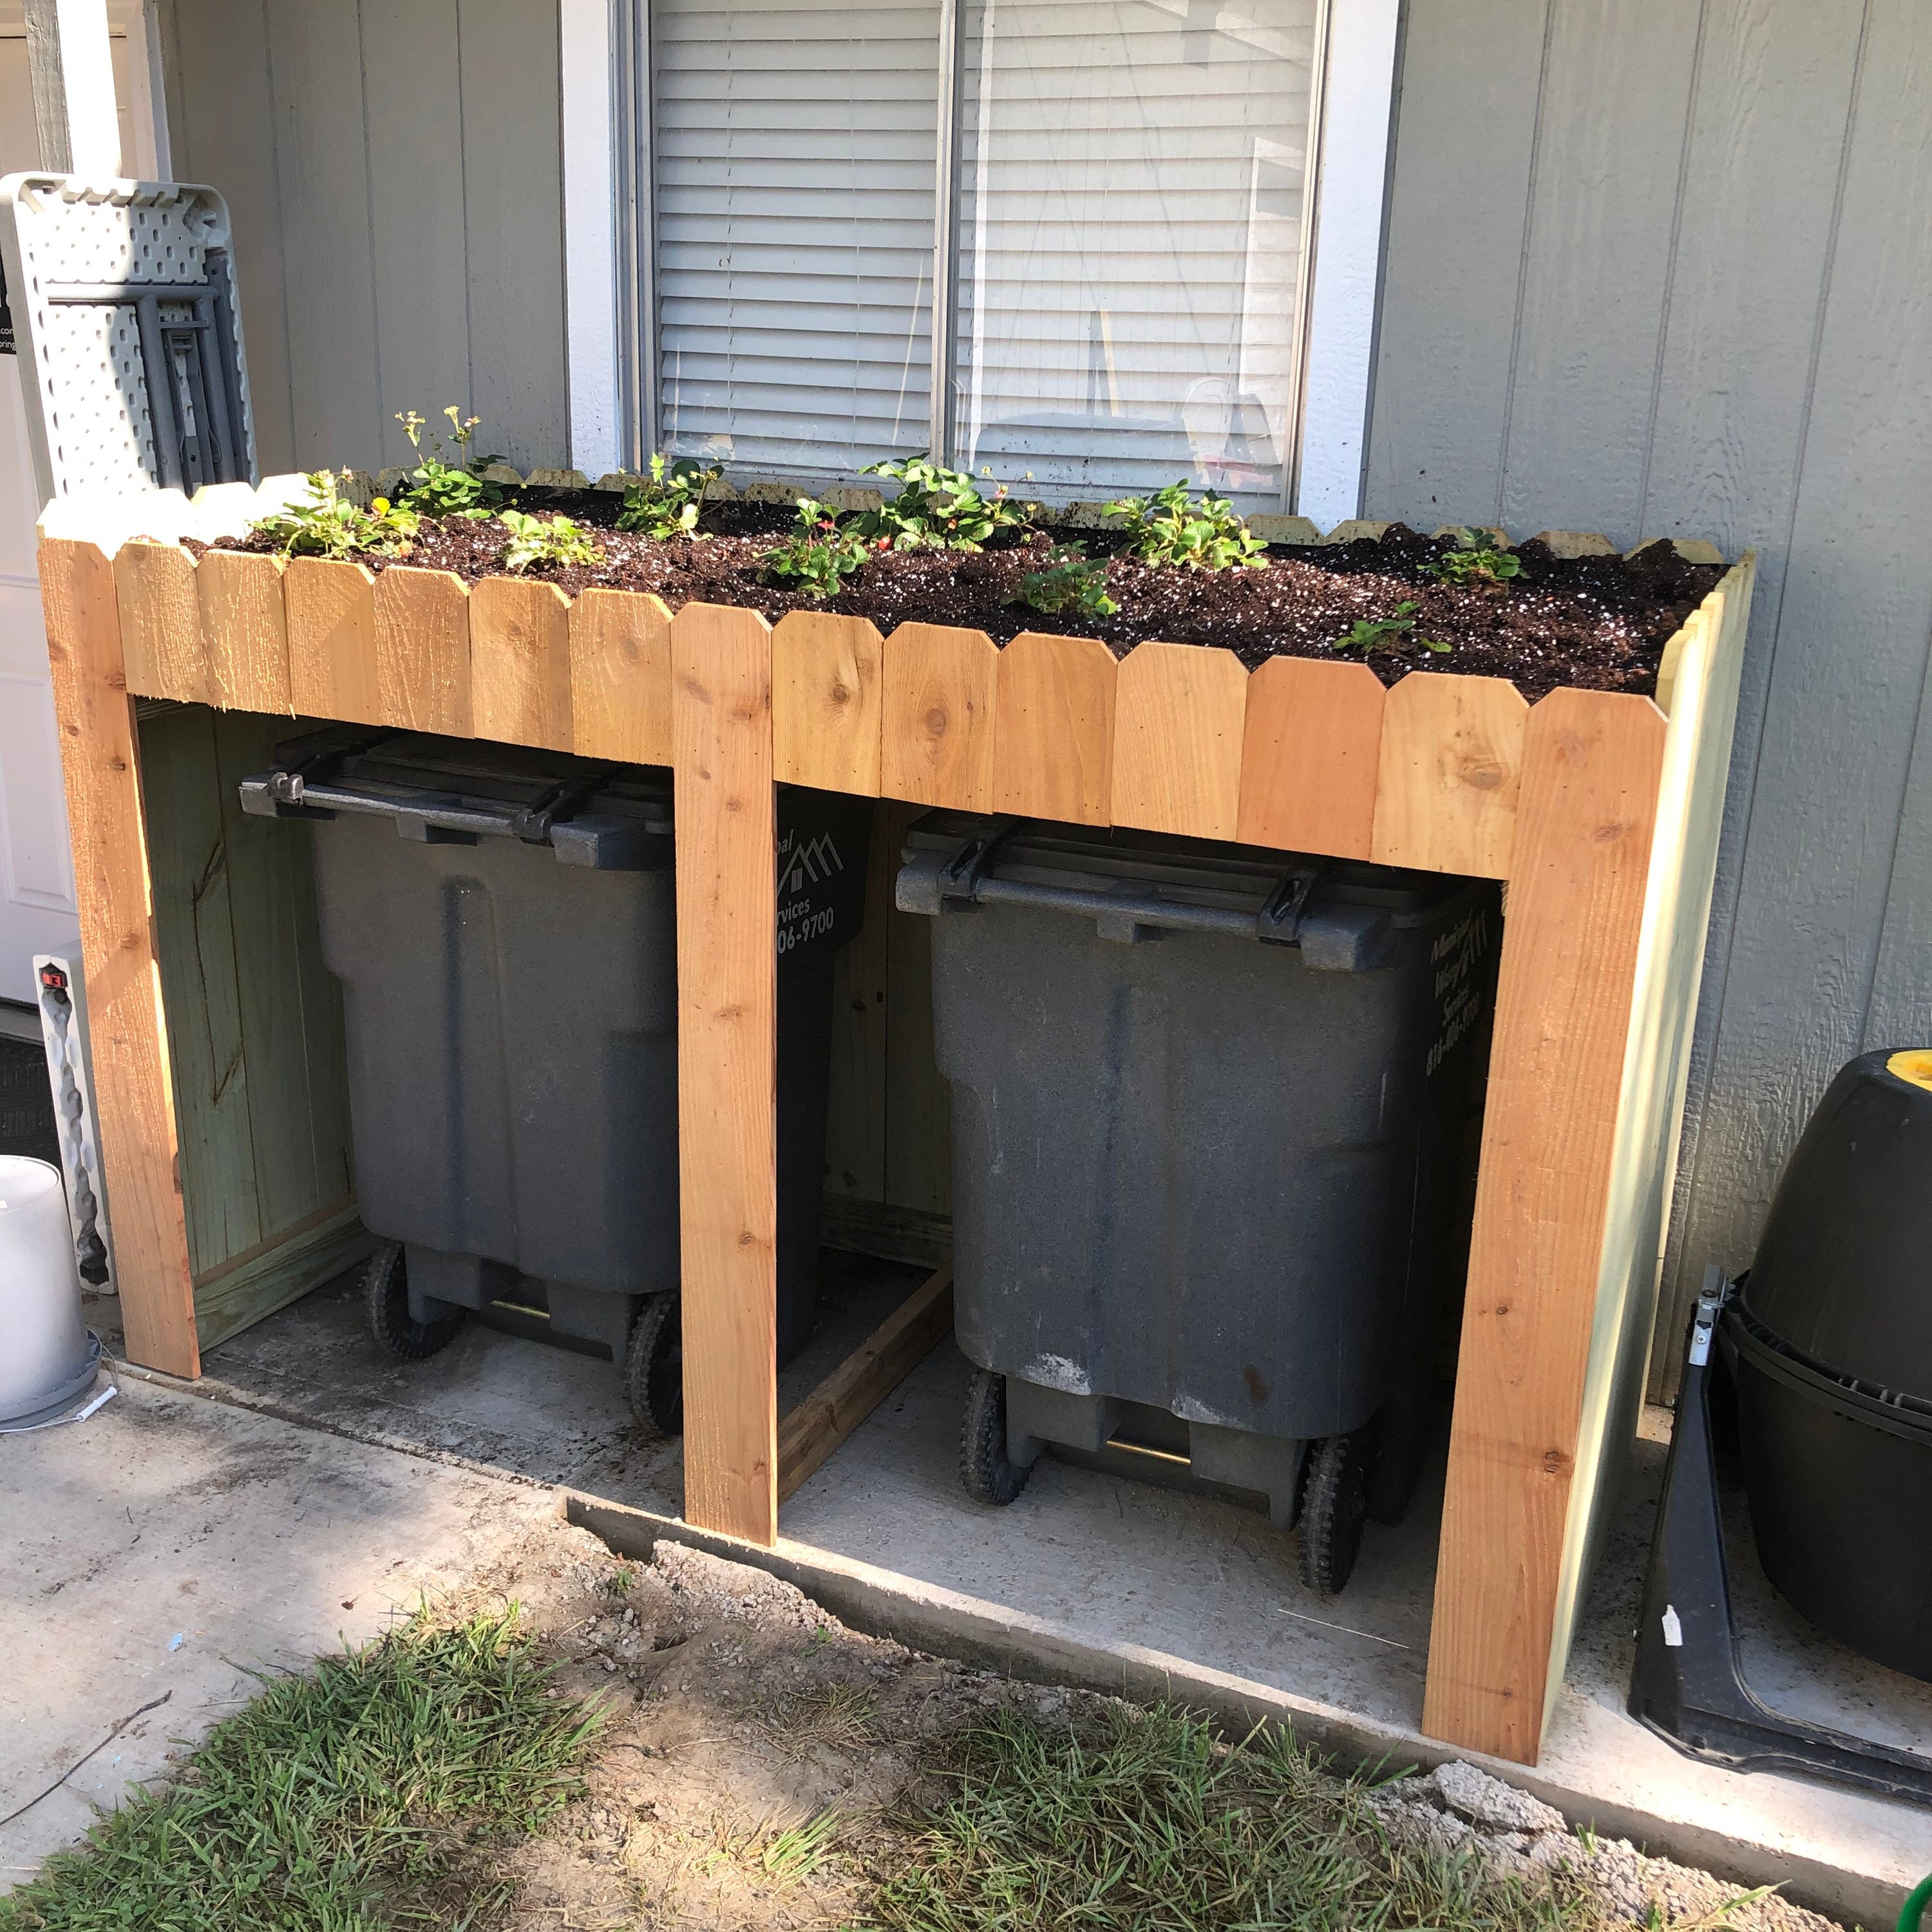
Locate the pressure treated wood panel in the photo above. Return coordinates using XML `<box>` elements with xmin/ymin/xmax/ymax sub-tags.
<box><xmin>209</xmin><ymin>712</ymin><xmax>358</xmax><ymax>1243</ymax></box>
<box><xmin>374</xmin><ymin>567</ymin><xmax>472</xmax><ymax>736</ymax></box>
<box><xmin>772</xmin><ymin>611</ymin><xmax>883</xmax><ymax>794</ymax></box>
<box><xmin>114</xmin><ymin>542</ymin><xmax>207</xmax><ymax>705</ymax></box>
<box><xmin>567</xmin><ymin>589</ymin><xmax>674</xmax><ymax>764</ymax></box>
<box><xmin>39</xmin><ymin>540</ymin><xmax>198</xmax><ymax>1378</ymax></box>
<box><xmin>1372</xmin><ymin>674</ymin><xmax>1528</xmax><ymax>879</ymax></box>
<box><xmin>1236</xmin><ymin>657</ymin><xmax>1385</xmax><ymax>858</ymax></box>
<box><xmin>992</xmin><ymin>630</ymin><xmax>1116</xmax><ymax>825</ymax></box>
<box><xmin>1424</xmin><ymin>687</ymin><xmax>1668</xmax><ymax>1763</ymax></box>
<box><xmin>672</xmin><ymin>602</ymin><xmax>779</xmax><ymax>1546</ymax></box>
<box><xmin>285</xmin><ymin>558</ymin><xmax>381</xmax><ymax>725</ymax></box>
<box><xmin>194</xmin><ymin>1201</ymin><xmax>373</xmax><ymax>1352</ymax></box>
<box><xmin>1543</xmin><ymin>565</ymin><xmax>1756</xmax><ymax>1721</ymax></box>
<box><xmin>777</xmin><ymin>1262</ymin><xmax>955</xmax><ymax>1502</ymax></box>
<box><xmin>138</xmin><ymin>708</ymin><xmax>263</xmax><ymax>1276</ymax></box>
<box><xmin>823</xmin><ymin>805</ymin><xmax>902</xmax><ymax>1203</ymax></box>
<box><xmin>470</xmin><ymin>576</ymin><xmax>573</xmax><ymax>751</ymax></box>
<box><xmin>1110</xmin><ymin>642</ymin><xmax>1247</xmax><ymax>840</ymax></box>
<box><xmin>198</xmin><ymin>550</ymin><xmax>292</xmax><ymax>715</ymax></box>
<box><xmin>880</xmin><ymin>623</ymin><xmax>999</xmax><ymax>810</ymax></box>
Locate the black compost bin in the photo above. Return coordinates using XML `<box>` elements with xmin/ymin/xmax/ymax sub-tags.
<box><xmin>240</xmin><ymin>727</ymin><xmax>869</xmax><ymax>1435</ymax></box>
<box><xmin>897</xmin><ymin>811</ymin><xmax>1496</xmax><ymax>1593</ymax></box>
<box><xmin>1719</xmin><ymin>1048</ymin><xmax>1932</xmax><ymax>1681</ymax></box>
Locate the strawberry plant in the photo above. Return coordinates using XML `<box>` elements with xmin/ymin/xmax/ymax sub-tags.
<box><xmin>855</xmin><ymin>455</ymin><xmax>1030</xmax><ymax>551</ymax></box>
<box><xmin>761</xmin><ymin>500</ymin><xmax>869</xmax><ymax>599</ymax></box>
<box><xmin>1330</xmin><ymin>601</ymin><xmax>1450</xmax><ymax>656</ymax></box>
<box><xmin>393</xmin><ymin>407</ymin><xmax>513</xmax><ymax>519</ymax></box>
<box><xmin>251</xmin><ymin>471</ymin><xmax>419</xmax><ymax>560</ymax></box>
<box><xmin>616</xmin><ymin>454</ymin><xmax>721</xmax><ymax>540</ymax></box>
<box><xmin>1425</xmin><ymin>528</ymin><xmax>1522</xmax><ymax>589</ymax></box>
<box><xmin>499</xmin><ymin>508</ymin><xmax>603</xmax><ymax>573</ymax></box>
<box><xmin>1104</xmin><ymin>481</ymin><xmax>1267</xmax><ymax>571</ymax></box>
<box><xmin>1012</xmin><ymin>543</ymin><xmax>1117</xmax><ymax>619</ymax></box>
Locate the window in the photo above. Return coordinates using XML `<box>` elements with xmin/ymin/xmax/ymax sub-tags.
<box><xmin>598</xmin><ymin>0</ymin><xmax>1394</xmax><ymax>515</ymax></box>
<box><xmin>952</xmin><ymin>0</ymin><xmax>1320</xmax><ymax>503</ymax></box>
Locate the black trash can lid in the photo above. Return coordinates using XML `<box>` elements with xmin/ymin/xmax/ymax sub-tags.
<box><xmin>1744</xmin><ymin>1048</ymin><xmax>1932</xmax><ymax>1405</ymax></box>
<box><xmin>905</xmin><ymin>810</ymin><xmax>1477</xmax><ymax>913</ymax></box>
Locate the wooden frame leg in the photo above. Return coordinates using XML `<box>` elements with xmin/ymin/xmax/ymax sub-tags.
<box><xmin>1423</xmin><ymin>688</ymin><xmax>1669</xmax><ymax>1762</ymax></box>
<box><xmin>40</xmin><ymin>539</ymin><xmax>200</xmax><ymax>1378</ymax></box>
<box><xmin>672</xmin><ymin>601</ymin><xmax>779</xmax><ymax>1544</ymax></box>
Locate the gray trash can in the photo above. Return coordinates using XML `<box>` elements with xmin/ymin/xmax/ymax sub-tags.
<box><xmin>241</xmin><ymin>727</ymin><xmax>869</xmax><ymax>1434</ymax></box>
<box><xmin>897</xmin><ymin>811</ymin><xmax>1495</xmax><ymax>1593</ymax></box>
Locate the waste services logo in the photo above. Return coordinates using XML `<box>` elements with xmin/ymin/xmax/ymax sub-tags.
<box><xmin>778</xmin><ymin>830</ymin><xmax>844</xmax><ymax>898</ymax></box>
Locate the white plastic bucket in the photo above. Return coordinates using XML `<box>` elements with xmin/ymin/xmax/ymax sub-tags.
<box><xmin>0</xmin><ymin>1155</ymin><xmax>97</xmax><ymax>1425</ymax></box>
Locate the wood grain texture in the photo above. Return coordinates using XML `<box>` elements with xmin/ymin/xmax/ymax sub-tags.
<box><xmin>880</xmin><ymin>622</ymin><xmax>998</xmax><ymax>810</ymax></box>
<box><xmin>470</xmin><ymin>574</ymin><xmax>573</xmax><ymax>750</ymax></box>
<box><xmin>285</xmin><ymin>557</ymin><xmax>381</xmax><ymax>724</ymax></box>
<box><xmin>138</xmin><ymin>708</ymin><xmax>263</xmax><ymax>1276</ymax></box>
<box><xmin>38</xmin><ymin>540</ymin><xmax>200</xmax><ymax>1379</ymax></box>
<box><xmin>1236</xmin><ymin>656</ymin><xmax>1386</xmax><ymax>857</ymax></box>
<box><xmin>777</xmin><ymin>1261</ymin><xmax>954</xmax><ymax>1502</ymax></box>
<box><xmin>1541</xmin><ymin>562</ymin><xmax>1756</xmax><ymax>1729</ymax></box>
<box><xmin>1423</xmin><ymin>686</ymin><xmax>1668</xmax><ymax>1763</ymax></box>
<box><xmin>570</xmin><ymin>587</ymin><xmax>674</xmax><ymax>764</ymax></box>
<box><xmin>1110</xmin><ymin>641</ymin><xmax>1248</xmax><ymax>840</ymax></box>
<box><xmin>992</xmin><ymin>630</ymin><xmax>1117</xmax><ymax>824</ymax></box>
<box><xmin>772</xmin><ymin>611</ymin><xmax>883</xmax><ymax>793</ymax></box>
<box><xmin>198</xmin><ymin>549</ymin><xmax>292</xmax><ymax>714</ymax></box>
<box><xmin>1372</xmin><ymin>674</ymin><xmax>1530</xmax><ymax>879</ymax></box>
<box><xmin>672</xmin><ymin>601</ymin><xmax>779</xmax><ymax>1547</ymax></box>
<box><xmin>114</xmin><ymin>541</ymin><xmax>209</xmax><ymax>704</ymax></box>
<box><xmin>375</xmin><ymin>566</ymin><xmax>472</xmax><ymax>735</ymax></box>
<box><xmin>823</xmin><ymin>804</ymin><xmax>904</xmax><ymax>1204</ymax></box>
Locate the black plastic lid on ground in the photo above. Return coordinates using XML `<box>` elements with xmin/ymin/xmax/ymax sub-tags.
<box><xmin>1743</xmin><ymin>1048</ymin><xmax>1932</xmax><ymax>1404</ymax></box>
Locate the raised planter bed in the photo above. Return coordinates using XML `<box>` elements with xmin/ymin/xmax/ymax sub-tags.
<box><xmin>36</xmin><ymin>475</ymin><xmax>1754</xmax><ymax>1772</ymax></box>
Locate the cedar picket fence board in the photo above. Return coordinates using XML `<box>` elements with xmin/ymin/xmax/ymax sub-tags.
<box><xmin>35</xmin><ymin>478</ymin><xmax>1755</xmax><ymax>1770</ymax></box>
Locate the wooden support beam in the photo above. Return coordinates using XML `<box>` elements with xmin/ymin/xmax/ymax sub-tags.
<box><xmin>1423</xmin><ymin>685</ymin><xmax>1669</xmax><ymax>1762</ymax></box>
<box><xmin>39</xmin><ymin>540</ymin><xmax>198</xmax><ymax>1378</ymax></box>
<box><xmin>778</xmin><ymin>1260</ymin><xmax>955</xmax><ymax>1502</ymax></box>
<box><xmin>672</xmin><ymin>601</ymin><xmax>779</xmax><ymax>1546</ymax></box>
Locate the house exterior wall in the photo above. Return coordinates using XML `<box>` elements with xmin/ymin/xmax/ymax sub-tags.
<box><xmin>156</xmin><ymin>0</ymin><xmax>569</xmax><ymax>476</ymax></box>
<box><xmin>1366</xmin><ymin>0</ymin><xmax>1932</xmax><ymax>1399</ymax></box>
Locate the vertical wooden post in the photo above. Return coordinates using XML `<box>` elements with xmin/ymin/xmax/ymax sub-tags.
<box><xmin>39</xmin><ymin>540</ymin><xmax>200</xmax><ymax>1378</ymax></box>
<box><xmin>672</xmin><ymin>601</ymin><xmax>779</xmax><ymax>1546</ymax></box>
<box><xmin>1422</xmin><ymin>687</ymin><xmax>1668</xmax><ymax>1763</ymax></box>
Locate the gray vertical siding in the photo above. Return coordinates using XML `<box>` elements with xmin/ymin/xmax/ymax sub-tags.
<box><xmin>1368</xmin><ymin>0</ymin><xmax>1932</xmax><ymax>1399</ymax></box>
<box><xmin>160</xmin><ymin>0</ymin><xmax>569</xmax><ymax>475</ymax></box>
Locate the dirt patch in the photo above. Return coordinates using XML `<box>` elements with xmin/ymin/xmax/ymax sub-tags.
<box><xmin>200</xmin><ymin>497</ymin><xmax>1721</xmax><ymax>702</ymax></box>
<box><xmin>457</xmin><ymin>1520</ymin><xmax>1841</xmax><ymax>1932</ymax></box>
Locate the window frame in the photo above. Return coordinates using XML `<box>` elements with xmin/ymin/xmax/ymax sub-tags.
<box><xmin>566</xmin><ymin>0</ymin><xmax>1399</xmax><ymax>519</ymax></box>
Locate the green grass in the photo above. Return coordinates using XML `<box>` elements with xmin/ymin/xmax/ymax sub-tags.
<box><xmin>865</xmin><ymin>1704</ymin><xmax>1611</xmax><ymax>1932</ymax></box>
<box><xmin>1</xmin><ymin>1608</ymin><xmax>605</xmax><ymax>1932</ymax></box>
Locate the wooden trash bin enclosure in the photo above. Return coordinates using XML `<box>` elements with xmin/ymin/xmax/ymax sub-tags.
<box><xmin>35</xmin><ymin>484</ymin><xmax>1754</xmax><ymax>1768</ymax></box>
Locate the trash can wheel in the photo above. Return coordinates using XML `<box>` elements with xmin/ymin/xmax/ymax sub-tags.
<box><xmin>1296</xmin><ymin>1426</ymin><xmax>1376</xmax><ymax>1597</ymax></box>
<box><xmin>625</xmin><ymin>1293</ymin><xmax>683</xmax><ymax>1439</ymax></box>
<box><xmin>960</xmin><ymin>1367</ymin><xmax>1032</xmax><ymax>1506</ymax></box>
<box><xmin>363</xmin><ymin>1240</ymin><xmax>462</xmax><ymax>1360</ymax></box>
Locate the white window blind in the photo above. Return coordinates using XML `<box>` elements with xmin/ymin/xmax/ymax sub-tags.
<box><xmin>653</xmin><ymin>0</ymin><xmax>941</xmax><ymax>478</ymax></box>
<box><xmin>952</xmin><ymin>0</ymin><xmax>1320</xmax><ymax>503</ymax></box>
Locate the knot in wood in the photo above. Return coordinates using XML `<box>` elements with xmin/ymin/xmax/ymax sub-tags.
<box><xmin>923</xmin><ymin>704</ymin><xmax>949</xmax><ymax>737</ymax></box>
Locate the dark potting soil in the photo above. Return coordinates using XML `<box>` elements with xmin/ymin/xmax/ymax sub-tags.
<box><xmin>204</xmin><ymin>491</ymin><xmax>1723</xmax><ymax>702</ymax></box>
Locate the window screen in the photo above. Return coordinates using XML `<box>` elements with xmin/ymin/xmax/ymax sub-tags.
<box><xmin>951</xmin><ymin>0</ymin><xmax>1320</xmax><ymax>503</ymax></box>
<box><xmin>653</xmin><ymin>0</ymin><xmax>942</xmax><ymax>478</ymax></box>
